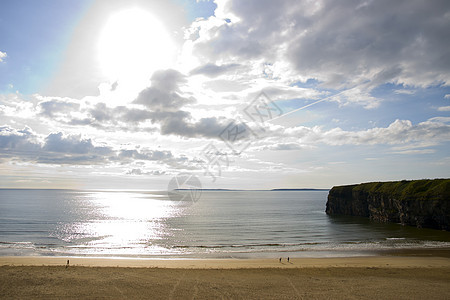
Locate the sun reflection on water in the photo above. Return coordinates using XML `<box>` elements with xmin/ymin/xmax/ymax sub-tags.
<box><xmin>56</xmin><ymin>191</ymin><xmax>182</xmax><ymax>256</ymax></box>
<box><xmin>91</xmin><ymin>192</ymin><xmax>174</xmax><ymax>220</ymax></box>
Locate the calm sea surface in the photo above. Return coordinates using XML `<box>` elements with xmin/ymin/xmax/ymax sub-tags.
<box><xmin>0</xmin><ymin>189</ymin><xmax>449</xmax><ymax>258</ymax></box>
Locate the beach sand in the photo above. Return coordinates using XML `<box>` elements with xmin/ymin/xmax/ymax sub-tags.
<box><xmin>1</xmin><ymin>255</ymin><xmax>450</xmax><ymax>299</ymax></box>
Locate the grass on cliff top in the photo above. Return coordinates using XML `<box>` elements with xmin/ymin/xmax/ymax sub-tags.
<box><xmin>333</xmin><ymin>179</ymin><xmax>450</xmax><ymax>200</ymax></box>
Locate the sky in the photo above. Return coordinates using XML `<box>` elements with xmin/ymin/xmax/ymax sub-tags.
<box><xmin>0</xmin><ymin>0</ymin><xmax>449</xmax><ymax>190</ymax></box>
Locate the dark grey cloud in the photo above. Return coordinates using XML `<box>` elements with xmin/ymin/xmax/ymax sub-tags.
<box><xmin>39</xmin><ymin>132</ymin><xmax>113</xmax><ymax>165</ymax></box>
<box><xmin>121</xmin><ymin>107</ymin><xmax>154</xmax><ymax>123</ymax></box>
<box><xmin>0</xmin><ymin>126</ymin><xmax>112</xmax><ymax>164</ymax></box>
<box><xmin>0</xmin><ymin>125</ymin><xmax>201</xmax><ymax>167</ymax></box>
<box><xmin>190</xmin><ymin>63</ymin><xmax>241</xmax><ymax>77</ymax></box>
<box><xmin>126</xmin><ymin>168</ymin><xmax>166</xmax><ymax>175</ymax></box>
<box><xmin>266</xmin><ymin>143</ymin><xmax>303</xmax><ymax>151</ymax></box>
<box><xmin>134</xmin><ymin>69</ymin><xmax>195</xmax><ymax>110</ymax></box>
<box><xmin>63</xmin><ymin>102</ymin><xmax>229</xmax><ymax>139</ymax></box>
<box><xmin>36</xmin><ymin>154</ymin><xmax>108</xmax><ymax>165</ymax></box>
<box><xmin>159</xmin><ymin>114</ymin><xmax>231</xmax><ymax>139</ymax></box>
<box><xmin>150</xmin><ymin>69</ymin><xmax>185</xmax><ymax>91</ymax></box>
<box><xmin>189</xmin><ymin>0</ymin><xmax>300</xmax><ymax>61</ymax></box>
<box><xmin>43</xmin><ymin>132</ymin><xmax>112</xmax><ymax>156</ymax></box>
<box><xmin>286</xmin><ymin>0</ymin><xmax>450</xmax><ymax>88</ymax></box>
<box><xmin>0</xmin><ymin>126</ymin><xmax>40</xmax><ymax>156</ymax></box>
<box><xmin>33</xmin><ymin>68</ymin><xmax>235</xmax><ymax>140</ymax></box>
<box><xmin>39</xmin><ymin>99</ymin><xmax>80</xmax><ymax>117</ymax></box>
<box><xmin>115</xmin><ymin>147</ymin><xmax>199</xmax><ymax>170</ymax></box>
<box><xmin>88</xmin><ymin>103</ymin><xmax>113</xmax><ymax>123</ymax></box>
<box><xmin>110</xmin><ymin>81</ymin><xmax>118</xmax><ymax>91</ymax></box>
<box><xmin>63</xmin><ymin>104</ymin><xmax>157</xmax><ymax>133</ymax></box>
<box><xmin>118</xmin><ymin>149</ymin><xmax>173</xmax><ymax>161</ymax></box>
<box><xmin>134</xmin><ymin>88</ymin><xmax>194</xmax><ymax>111</ymax></box>
<box><xmin>189</xmin><ymin>0</ymin><xmax>450</xmax><ymax>88</ymax></box>
<box><xmin>87</xmin><ymin>103</ymin><xmax>153</xmax><ymax>125</ymax></box>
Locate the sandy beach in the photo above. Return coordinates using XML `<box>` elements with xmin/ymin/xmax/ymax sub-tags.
<box><xmin>1</xmin><ymin>254</ymin><xmax>450</xmax><ymax>299</ymax></box>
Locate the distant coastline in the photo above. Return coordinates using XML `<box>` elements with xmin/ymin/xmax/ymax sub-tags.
<box><xmin>175</xmin><ymin>188</ymin><xmax>330</xmax><ymax>191</ymax></box>
<box><xmin>0</xmin><ymin>188</ymin><xmax>330</xmax><ymax>191</ymax></box>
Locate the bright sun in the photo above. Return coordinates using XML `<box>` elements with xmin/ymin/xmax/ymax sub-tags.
<box><xmin>98</xmin><ymin>8</ymin><xmax>175</xmax><ymax>83</ymax></box>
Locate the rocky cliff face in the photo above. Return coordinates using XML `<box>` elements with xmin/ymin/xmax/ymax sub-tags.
<box><xmin>326</xmin><ymin>179</ymin><xmax>450</xmax><ymax>230</ymax></box>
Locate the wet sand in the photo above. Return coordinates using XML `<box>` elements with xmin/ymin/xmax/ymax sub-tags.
<box><xmin>1</xmin><ymin>254</ymin><xmax>450</xmax><ymax>268</ymax></box>
<box><xmin>1</xmin><ymin>255</ymin><xmax>450</xmax><ymax>299</ymax></box>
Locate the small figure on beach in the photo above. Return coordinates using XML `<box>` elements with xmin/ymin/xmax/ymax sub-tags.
<box><xmin>66</xmin><ymin>259</ymin><xmax>69</xmax><ymax>268</ymax></box>
<box><xmin>287</xmin><ymin>257</ymin><xmax>290</xmax><ymax>263</ymax></box>
<box><xmin>279</xmin><ymin>258</ymin><xmax>282</xmax><ymax>263</ymax></box>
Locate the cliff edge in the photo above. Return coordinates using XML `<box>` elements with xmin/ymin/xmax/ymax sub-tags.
<box><xmin>326</xmin><ymin>179</ymin><xmax>450</xmax><ymax>230</ymax></box>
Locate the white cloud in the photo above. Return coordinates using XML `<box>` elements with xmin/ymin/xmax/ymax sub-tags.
<box><xmin>394</xmin><ymin>89</ymin><xmax>415</xmax><ymax>95</ymax></box>
<box><xmin>428</xmin><ymin>116</ymin><xmax>450</xmax><ymax>123</ymax></box>
<box><xmin>445</xmin><ymin>94</ymin><xmax>450</xmax><ymax>99</ymax></box>
<box><xmin>390</xmin><ymin>141</ymin><xmax>438</xmax><ymax>155</ymax></box>
<box><xmin>391</xmin><ymin>142</ymin><xmax>439</xmax><ymax>151</ymax></box>
<box><xmin>258</xmin><ymin>85</ymin><xmax>323</xmax><ymax>101</ymax></box>
<box><xmin>437</xmin><ymin>106</ymin><xmax>450</xmax><ymax>112</ymax></box>
<box><xmin>0</xmin><ymin>94</ymin><xmax>36</xmax><ymax>119</ymax></box>
<box><xmin>0</xmin><ymin>51</ymin><xmax>6</xmax><ymax>62</ymax></box>
<box><xmin>329</xmin><ymin>86</ymin><xmax>380</xmax><ymax>109</ymax></box>
<box><xmin>234</xmin><ymin>117</ymin><xmax>450</xmax><ymax>157</ymax></box>
<box><xmin>277</xmin><ymin>118</ymin><xmax>450</xmax><ymax>147</ymax></box>
<box><xmin>391</xmin><ymin>149</ymin><xmax>435</xmax><ymax>155</ymax></box>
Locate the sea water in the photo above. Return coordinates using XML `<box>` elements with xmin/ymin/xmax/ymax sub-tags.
<box><xmin>0</xmin><ymin>189</ymin><xmax>449</xmax><ymax>258</ymax></box>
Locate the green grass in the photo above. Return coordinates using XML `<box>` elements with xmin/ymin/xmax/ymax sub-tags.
<box><xmin>349</xmin><ymin>179</ymin><xmax>450</xmax><ymax>200</ymax></box>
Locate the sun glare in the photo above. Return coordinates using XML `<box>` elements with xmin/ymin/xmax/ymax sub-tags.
<box><xmin>98</xmin><ymin>8</ymin><xmax>175</xmax><ymax>83</ymax></box>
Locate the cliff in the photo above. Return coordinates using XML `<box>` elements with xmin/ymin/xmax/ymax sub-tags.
<box><xmin>326</xmin><ymin>179</ymin><xmax>450</xmax><ymax>230</ymax></box>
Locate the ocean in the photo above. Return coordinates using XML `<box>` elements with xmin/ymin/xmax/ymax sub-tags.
<box><xmin>0</xmin><ymin>189</ymin><xmax>449</xmax><ymax>258</ymax></box>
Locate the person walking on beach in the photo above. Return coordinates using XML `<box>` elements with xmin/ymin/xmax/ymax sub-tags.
<box><xmin>279</xmin><ymin>258</ymin><xmax>282</xmax><ymax>263</ymax></box>
<box><xmin>287</xmin><ymin>257</ymin><xmax>290</xmax><ymax>263</ymax></box>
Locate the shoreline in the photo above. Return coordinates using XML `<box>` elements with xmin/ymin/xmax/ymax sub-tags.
<box><xmin>1</xmin><ymin>249</ymin><xmax>450</xmax><ymax>269</ymax></box>
<box><xmin>1</xmin><ymin>247</ymin><xmax>449</xmax><ymax>266</ymax></box>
